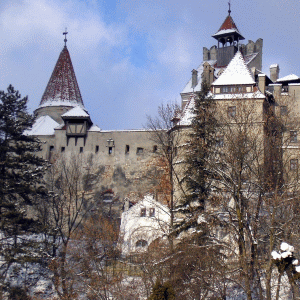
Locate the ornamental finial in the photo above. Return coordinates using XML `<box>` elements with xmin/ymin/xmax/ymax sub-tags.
<box><xmin>228</xmin><ymin>0</ymin><xmax>231</xmax><ymax>15</ymax></box>
<box><xmin>63</xmin><ymin>28</ymin><xmax>68</xmax><ymax>47</ymax></box>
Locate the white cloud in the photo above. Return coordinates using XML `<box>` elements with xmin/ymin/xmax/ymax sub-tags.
<box><xmin>0</xmin><ymin>0</ymin><xmax>126</xmax><ymax>53</ymax></box>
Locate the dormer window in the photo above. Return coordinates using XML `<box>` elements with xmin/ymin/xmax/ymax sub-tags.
<box><xmin>66</xmin><ymin>121</ymin><xmax>87</xmax><ymax>136</ymax></box>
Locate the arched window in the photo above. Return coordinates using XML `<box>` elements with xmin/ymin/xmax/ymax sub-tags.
<box><xmin>136</xmin><ymin>240</ymin><xmax>148</xmax><ymax>248</ymax></box>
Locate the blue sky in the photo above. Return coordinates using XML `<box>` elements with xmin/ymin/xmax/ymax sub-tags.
<box><xmin>0</xmin><ymin>0</ymin><xmax>299</xmax><ymax>130</ymax></box>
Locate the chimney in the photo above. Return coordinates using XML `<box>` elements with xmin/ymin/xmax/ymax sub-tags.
<box><xmin>270</xmin><ymin>64</ymin><xmax>280</xmax><ymax>82</ymax></box>
<box><xmin>202</xmin><ymin>63</ymin><xmax>214</xmax><ymax>86</ymax></box>
<box><xmin>192</xmin><ymin>69</ymin><xmax>198</xmax><ymax>89</ymax></box>
<box><xmin>258</xmin><ymin>74</ymin><xmax>266</xmax><ymax>94</ymax></box>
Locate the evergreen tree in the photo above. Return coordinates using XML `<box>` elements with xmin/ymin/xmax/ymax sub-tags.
<box><xmin>0</xmin><ymin>85</ymin><xmax>46</xmax><ymax>292</ymax></box>
<box><xmin>174</xmin><ymin>82</ymin><xmax>218</xmax><ymax>234</ymax></box>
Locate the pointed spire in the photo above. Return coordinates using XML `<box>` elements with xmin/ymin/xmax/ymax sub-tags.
<box><xmin>212</xmin><ymin>8</ymin><xmax>244</xmax><ymax>41</ymax></box>
<box><xmin>39</xmin><ymin>45</ymin><xmax>84</xmax><ymax>109</ymax></box>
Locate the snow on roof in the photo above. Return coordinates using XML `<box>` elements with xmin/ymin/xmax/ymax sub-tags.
<box><xmin>212</xmin><ymin>14</ymin><xmax>244</xmax><ymax>39</ymax></box>
<box><xmin>270</xmin><ymin>64</ymin><xmax>279</xmax><ymax>68</ymax></box>
<box><xmin>212</xmin><ymin>51</ymin><xmax>255</xmax><ymax>86</ymax></box>
<box><xmin>212</xmin><ymin>28</ymin><xmax>240</xmax><ymax>37</ymax></box>
<box><xmin>181</xmin><ymin>60</ymin><xmax>218</xmax><ymax>94</ymax></box>
<box><xmin>178</xmin><ymin>96</ymin><xmax>196</xmax><ymax>126</ymax></box>
<box><xmin>39</xmin><ymin>46</ymin><xmax>85</xmax><ymax>109</ymax></box>
<box><xmin>61</xmin><ymin>106</ymin><xmax>89</xmax><ymax>118</ymax></box>
<box><xmin>244</xmin><ymin>52</ymin><xmax>258</xmax><ymax>65</ymax></box>
<box><xmin>88</xmin><ymin>125</ymin><xmax>101</xmax><ymax>132</ymax></box>
<box><xmin>38</xmin><ymin>99</ymin><xmax>83</xmax><ymax>109</ymax></box>
<box><xmin>277</xmin><ymin>74</ymin><xmax>300</xmax><ymax>82</ymax></box>
<box><xmin>24</xmin><ymin>115</ymin><xmax>59</xmax><ymax>136</ymax></box>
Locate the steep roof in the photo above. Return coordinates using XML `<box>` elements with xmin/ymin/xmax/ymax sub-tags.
<box><xmin>212</xmin><ymin>14</ymin><xmax>244</xmax><ymax>40</ymax></box>
<box><xmin>212</xmin><ymin>51</ymin><xmax>255</xmax><ymax>86</ymax></box>
<box><xmin>177</xmin><ymin>96</ymin><xmax>196</xmax><ymax>126</ymax></box>
<box><xmin>181</xmin><ymin>60</ymin><xmax>220</xmax><ymax>94</ymax></box>
<box><xmin>24</xmin><ymin>115</ymin><xmax>59</xmax><ymax>136</ymax></box>
<box><xmin>38</xmin><ymin>46</ymin><xmax>84</xmax><ymax>109</ymax></box>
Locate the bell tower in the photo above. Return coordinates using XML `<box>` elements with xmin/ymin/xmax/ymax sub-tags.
<box><xmin>212</xmin><ymin>4</ymin><xmax>245</xmax><ymax>67</ymax></box>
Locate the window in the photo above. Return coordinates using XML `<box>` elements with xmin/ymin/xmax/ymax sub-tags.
<box><xmin>95</xmin><ymin>145</ymin><xmax>99</xmax><ymax>153</ymax></box>
<box><xmin>220</xmin><ymin>86</ymin><xmax>247</xmax><ymax>94</ymax></box>
<box><xmin>80</xmin><ymin>147</ymin><xmax>83</xmax><ymax>153</ymax></box>
<box><xmin>140</xmin><ymin>208</ymin><xmax>146</xmax><ymax>217</ymax></box>
<box><xmin>137</xmin><ymin>147</ymin><xmax>144</xmax><ymax>154</ymax></box>
<box><xmin>103</xmin><ymin>192</ymin><xmax>114</xmax><ymax>203</ymax></box>
<box><xmin>228</xmin><ymin>106</ymin><xmax>236</xmax><ymax>118</ymax></box>
<box><xmin>153</xmin><ymin>145</ymin><xmax>158</xmax><ymax>153</ymax></box>
<box><xmin>290</xmin><ymin>131</ymin><xmax>297</xmax><ymax>143</ymax></box>
<box><xmin>136</xmin><ymin>240</ymin><xmax>148</xmax><ymax>248</ymax></box>
<box><xmin>49</xmin><ymin>145</ymin><xmax>54</xmax><ymax>160</ymax></box>
<box><xmin>149</xmin><ymin>208</ymin><xmax>155</xmax><ymax>217</ymax></box>
<box><xmin>280</xmin><ymin>106</ymin><xmax>287</xmax><ymax>116</ymax></box>
<box><xmin>125</xmin><ymin>145</ymin><xmax>130</xmax><ymax>154</ymax></box>
<box><xmin>107</xmin><ymin>139</ymin><xmax>114</xmax><ymax>155</ymax></box>
<box><xmin>61</xmin><ymin>147</ymin><xmax>65</xmax><ymax>152</ymax></box>
<box><xmin>290</xmin><ymin>159</ymin><xmax>298</xmax><ymax>170</ymax></box>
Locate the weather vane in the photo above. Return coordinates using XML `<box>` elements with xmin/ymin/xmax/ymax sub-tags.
<box><xmin>228</xmin><ymin>0</ymin><xmax>231</xmax><ymax>15</ymax></box>
<box><xmin>63</xmin><ymin>28</ymin><xmax>68</xmax><ymax>47</ymax></box>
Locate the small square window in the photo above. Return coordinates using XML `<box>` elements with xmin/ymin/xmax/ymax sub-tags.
<box><xmin>290</xmin><ymin>159</ymin><xmax>298</xmax><ymax>170</ymax></box>
<box><xmin>280</xmin><ymin>106</ymin><xmax>287</xmax><ymax>116</ymax></box>
<box><xmin>140</xmin><ymin>208</ymin><xmax>146</xmax><ymax>217</ymax></box>
<box><xmin>108</xmin><ymin>147</ymin><xmax>113</xmax><ymax>154</ymax></box>
<box><xmin>80</xmin><ymin>147</ymin><xmax>83</xmax><ymax>153</ymax></box>
<box><xmin>95</xmin><ymin>145</ymin><xmax>99</xmax><ymax>153</ymax></box>
<box><xmin>137</xmin><ymin>147</ymin><xmax>144</xmax><ymax>154</ymax></box>
<box><xmin>149</xmin><ymin>208</ymin><xmax>155</xmax><ymax>217</ymax></box>
<box><xmin>290</xmin><ymin>131</ymin><xmax>297</xmax><ymax>143</ymax></box>
<box><xmin>153</xmin><ymin>145</ymin><xmax>158</xmax><ymax>153</ymax></box>
<box><xmin>228</xmin><ymin>106</ymin><xmax>236</xmax><ymax>118</ymax></box>
<box><xmin>49</xmin><ymin>146</ymin><xmax>54</xmax><ymax>151</ymax></box>
<box><xmin>61</xmin><ymin>147</ymin><xmax>65</xmax><ymax>152</ymax></box>
<box><xmin>125</xmin><ymin>145</ymin><xmax>130</xmax><ymax>154</ymax></box>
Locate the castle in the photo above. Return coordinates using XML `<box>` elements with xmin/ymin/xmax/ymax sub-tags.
<box><xmin>27</xmin><ymin>8</ymin><xmax>300</xmax><ymax>220</ymax></box>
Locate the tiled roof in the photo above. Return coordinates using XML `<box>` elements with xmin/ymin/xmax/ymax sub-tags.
<box><xmin>212</xmin><ymin>15</ymin><xmax>244</xmax><ymax>39</ymax></box>
<box><xmin>212</xmin><ymin>51</ymin><xmax>255</xmax><ymax>86</ymax></box>
<box><xmin>39</xmin><ymin>46</ymin><xmax>84</xmax><ymax>108</ymax></box>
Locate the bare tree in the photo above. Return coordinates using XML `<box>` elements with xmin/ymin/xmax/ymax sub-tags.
<box><xmin>146</xmin><ymin>103</ymin><xmax>184</xmax><ymax>235</ymax></box>
<box><xmin>38</xmin><ymin>154</ymin><xmax>96</xmax><ymax>299</ymax></box>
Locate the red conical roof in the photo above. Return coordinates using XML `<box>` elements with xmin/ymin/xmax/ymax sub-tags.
<box><xmin>218</xmin><ymin>15</ymin><xmax>238</xmax><ymax>31</ymax></box>
<box><xmin>39</xmin><ymin>46</ymin><xmax>84</xmax><ymax>108</ymax></box>
<box><xmin>212</xmin><ymin>14</ymin><xmax>244</xmax><ymax>40</ymax></box>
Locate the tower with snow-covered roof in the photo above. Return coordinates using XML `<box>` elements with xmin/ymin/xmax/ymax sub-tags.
<box><xmin>181</xmin><ymin>8</ymin><xmax>263</xmax><ymax>109</ymax></box>
<box><xmin>34</xmin><ymin>40</ymin><xmax>86</xmax><ymax>124</ymax></box>
<box><xmin>211</xmin><ymin>9</ymin><xmax>245</xmax><ymax>68</ymax></box>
